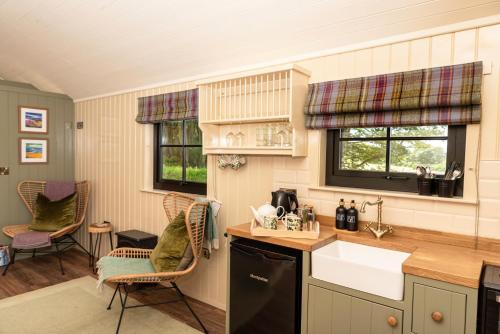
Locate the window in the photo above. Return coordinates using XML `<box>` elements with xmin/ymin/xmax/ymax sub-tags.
<box><xmin>154</xmin><ymin>120</ymin><xmax>207</xmax><ymax>195</ymax></box>
<box><xmin>326</xmin><ymin>126</ymin><xmax>466</xmax><ymax>194</ymax></box>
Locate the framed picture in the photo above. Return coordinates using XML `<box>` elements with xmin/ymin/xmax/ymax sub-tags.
<box><xmin>18</xmin><ymin>106</ymin><xmax>49</xmax><ymax>134</ymax></box>
<box><xmin>19</xmin><ymin>138</ymin><xmax>49</xmax><ymax>164</ymax></box>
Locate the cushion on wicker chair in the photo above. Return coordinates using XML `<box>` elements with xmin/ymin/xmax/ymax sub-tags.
<box><xmin>29</xmin><ymin>193</ymin><xmax>77</xmax><ymax>232</ymax></box>
<box><xmin>176</xmin><ymin>242</ymin><xmax>193</xmax><ymax>271</ymax></box>
<box><xmin>12</xmin><ymin>231</ymin><xmax>51</xmax><ymax>249</ymax></box>
<box><xmin>150</xmin><ymin>211</ymin><xmax>191</xmax><ymax>272</ymax></box>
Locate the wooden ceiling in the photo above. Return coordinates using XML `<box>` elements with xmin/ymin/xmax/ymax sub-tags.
<box><xmin>0</xmin><ymin>0</ymin><xmax>499</xmax><ymax>100</ymax></box>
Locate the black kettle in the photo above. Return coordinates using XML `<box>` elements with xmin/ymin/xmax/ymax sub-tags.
<box><xmin>271</xmin><ymin>189</ymin><xmax>299</xmax><ymax>217</ymax></box>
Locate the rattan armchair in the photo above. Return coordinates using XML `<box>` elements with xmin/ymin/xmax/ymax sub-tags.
<box><xmin>105</xmin><ymin>192</ymin><xmax>209</xmax><ymax>334</ymax></box>
<box><xmin>2</xmin><ymin>180</ymin><xmax>90</xmax><ymax>275</ymax></box>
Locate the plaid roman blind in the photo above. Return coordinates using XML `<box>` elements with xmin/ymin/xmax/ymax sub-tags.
<box><xmin>304</xmin><ymin>61</ymin><xmax>482</xmax><ymax>129</ymax></box>
<box><xmin>136</xmin><ymin>88</ymin><xmax>198</xmax><ymax>124</ymax></box>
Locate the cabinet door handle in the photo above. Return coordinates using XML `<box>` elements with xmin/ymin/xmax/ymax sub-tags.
<box><xmin>387</xmin><ymin>316</ymin><xmax>398</xmax><ymax>327</ymax></box>
<box><xmin>431</xmin><ymin>311</ymin><xmax>443</xmax><ymax>322</ymax></box>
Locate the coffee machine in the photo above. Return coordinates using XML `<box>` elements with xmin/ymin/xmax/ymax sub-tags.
<box><xmin>271</xmin><ymin>188</ymin><xmax>299</xmax><ymax>217</ymax></box>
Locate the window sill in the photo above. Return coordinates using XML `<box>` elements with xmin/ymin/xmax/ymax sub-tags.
<box><xmin>308</xmin><ymin>186</ymin><xmax>478</xmax><ymax>205</ymax></box>
<box><xmin>140</xmin><ymin>188</ymin><xmax>171</xmax><ymax>196</ymax></box>
<box><xmin>140</xmin><ymin>188</ymin><xmax>206</xmax><ymax>199</ymax></box>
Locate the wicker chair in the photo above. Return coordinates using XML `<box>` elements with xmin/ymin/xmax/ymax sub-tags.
<box><xmin>2</xmin><ymin>180</ymin><xmax>90</xmax><ymax>275</ymax></box>
<box><xmin>105</xmin><ymin>192</ymin><xmax>209</xmax><ymax>334</ymax></box>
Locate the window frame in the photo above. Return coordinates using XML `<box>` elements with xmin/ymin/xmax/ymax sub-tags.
<box><xmin>153</xmin><ymin>121</ymin><xmax>207</xmax><ymax>195</ymax></box>
<box><xmin>325</xmin><ymin>125</ymin><xmax>466</xmax><ymax>194</ymax></box>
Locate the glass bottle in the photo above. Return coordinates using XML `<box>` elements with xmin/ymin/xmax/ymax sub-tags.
<box><xmin>335</xmin><ymin>199</ymin><xmax>347</xmax><ymax>230</ymax></box>
<box><xmin>346</xmin><ymin>200</ymin><xmax>358</xmax><ymax>232</ymax></box>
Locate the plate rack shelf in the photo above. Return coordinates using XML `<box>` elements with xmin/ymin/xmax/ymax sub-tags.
<box><xmin>197</xmin><ymin>64</ymin><xmax>310</xmax><ymax>157</ymax></box>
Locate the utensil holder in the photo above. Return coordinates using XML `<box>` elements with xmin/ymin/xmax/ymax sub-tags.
<box><xmin>417</xmin><ymin>178</ymin><xmax>433</xmax><ymax>196</ymax></box>
<box><xmin>437</xmin><ymin>179</ymin><xmax>456</xmax><ymax>198</ymax></box>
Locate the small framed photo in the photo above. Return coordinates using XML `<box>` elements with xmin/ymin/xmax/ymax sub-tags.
<box><xmin>19</xmin><ymin>138</ymin><xmax>49</xmax><ymax>164</ymax></box>
<box><xmin>18</xmin><ymin>106</ymin><xmax>49</xmax><ymax>134</ymax></box>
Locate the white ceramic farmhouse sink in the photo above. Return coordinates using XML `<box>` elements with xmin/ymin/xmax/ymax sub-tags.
<box><xmin>311</xmin><ymin>240</ymin><xmax>411</xmax><ymax>300</ymax></box>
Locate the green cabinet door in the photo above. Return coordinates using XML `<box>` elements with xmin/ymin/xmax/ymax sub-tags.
<box><xmin>307</xmin><ymin>285</ymin><xmax>403</xmax><ymax>334</ymax></box>
<box><xmin>308</xmin><ymin>285</ymin><xmax>334</xmax><ymax>334</ymax></box>
<box><xmin>412</xmin><ymin>283</ymin><xmax>466</xmax><ymax>334</ymax></box>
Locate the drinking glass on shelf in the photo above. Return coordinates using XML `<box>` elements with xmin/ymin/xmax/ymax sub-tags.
<box><xmin>256</xmin><ymin>127</ymin><xmax>265</xmax><ymax>147</ymax></box>
<box><xmin>235</xmin><ymin>132</ymin><xmax>245</xmax><ymax>147</ymax></box>
<box><xmin>283</xmin><ymin>123</ymin><xmax>292</xmax><ymax>147</ymax></box>
<box><xmin>275</xmin><ymin>127</ymin><xmax>287</xmax><ymax>147</ymax></box>
<box><xmin>226</xmin><ymin>132</ymin><xmax>235</xmax><ymax>147</ymax></box>
<box><xmin>265</xmin><ymin>124</ymin><xmax>274</xmax><ymax>147</ymax></box>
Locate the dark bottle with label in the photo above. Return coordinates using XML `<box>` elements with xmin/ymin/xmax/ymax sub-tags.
<box><xmin>335</xmin><ymin>199</ymin><xmax>347</xmax><ymax>230</ymax></box>
<box><xmin>346</xmin><ymin>200</ymin><xmax>358</xmax><ymax>231</ymax></box>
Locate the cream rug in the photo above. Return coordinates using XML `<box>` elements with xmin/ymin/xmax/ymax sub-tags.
<box><xmin>0</xmin><ymin>276</ymin><xmax>200</xmax><ymax>334</ymax></box>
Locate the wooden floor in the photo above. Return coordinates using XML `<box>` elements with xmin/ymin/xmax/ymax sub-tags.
<box><xmin>0</xmin><ymin>249</ymin><xmax>226</xmax><ymax>334</ymax></box>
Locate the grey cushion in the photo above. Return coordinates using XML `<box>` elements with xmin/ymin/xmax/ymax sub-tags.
<box><xmin>175</xmin><ymin>242</ymin><xmax>194</xmax><ymax>271</ymax></box>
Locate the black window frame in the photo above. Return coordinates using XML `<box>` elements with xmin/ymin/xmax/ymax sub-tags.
<box><xmin>154</xmin><ymin>121</ymin><xmax>207</xmax><ymax>195</ymax></box>
<box><xmin>326</xmin><ymin>125</ymin><xmax>466</xmax><ymax>195</ymax></box>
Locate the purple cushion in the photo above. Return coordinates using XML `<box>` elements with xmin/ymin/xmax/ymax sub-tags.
<box><xmin>12</xmin><ymin>231</ymin><xmax>51</xmax><ymax>249</ymax></box>
<box><xmin>44</xmin><ymin>181</ymin><xmax>75</xmax><ymax>201</ymax></box>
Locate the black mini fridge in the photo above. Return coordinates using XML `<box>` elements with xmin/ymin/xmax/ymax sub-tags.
<box><xmin>229</xmin><ymin>238</ymin><xmax>302</xmax><ymax>334</ymax></box>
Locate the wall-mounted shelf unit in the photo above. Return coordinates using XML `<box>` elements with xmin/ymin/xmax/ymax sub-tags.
<box><xmin>197</xmin><ymin>64</ymin><xmax>311</xmax><ymax>157</ymax></box>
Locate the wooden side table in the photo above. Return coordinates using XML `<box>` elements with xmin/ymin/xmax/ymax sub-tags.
<box><xmin>89</xmin><ymin>223</ymin><xmax>114</xmax><ymax>273</ymax></box>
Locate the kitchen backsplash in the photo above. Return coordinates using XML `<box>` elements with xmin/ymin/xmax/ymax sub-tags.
<box><xmin>273</xmin><ymin>157</ymin><xmax>500</xmax><ymax>238</ymax></box>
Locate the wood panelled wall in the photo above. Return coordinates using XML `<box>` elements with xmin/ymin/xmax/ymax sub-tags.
<box><xmin>0</xmin><ymin>81</ymin><xmax>74</xmax><ymax>245</ymax></box>
<box><xmin>75</xmin><ymin>82</ymin><xmax>273</xmax><ymax>309</ymax></box>
<box><xmin>75</xmin><ymin>22</ymin><xmax>500</xmax><ymax>309</ymax></box>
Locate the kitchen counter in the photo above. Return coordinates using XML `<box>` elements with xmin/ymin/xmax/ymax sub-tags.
<box><xmin>226</xmin><ymin>222</ymin><xmax>500</xmax><ymax>288</ymax></box>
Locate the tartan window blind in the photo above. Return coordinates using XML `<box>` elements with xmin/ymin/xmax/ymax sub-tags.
<box><xmin>136</xmin><ymin>88</ymin><xmax>198</xmax><ymax>124</ymax></box>
<box><xmin>304</xmin><ymin>61</ymin><xmax>482</xmax><ymax>129</ymax></box>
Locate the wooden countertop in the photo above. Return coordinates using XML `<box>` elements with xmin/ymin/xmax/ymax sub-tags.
<box><xmin>226</xmin><ymin>222</ymin><xmax>500</xmax><ymax>288</ymax></box>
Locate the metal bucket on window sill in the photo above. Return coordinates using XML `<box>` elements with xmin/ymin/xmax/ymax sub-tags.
<box><xmin>437</xmin><ymin>178</ymin><xmax>457</xmax><ymax>198</ymax></box>
<box><xmin>417</xmin><ymin>177</ymin><xmax>434</xmax><ymax>196</ymax></box>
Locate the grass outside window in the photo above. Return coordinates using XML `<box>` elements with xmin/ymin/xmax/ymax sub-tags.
<box><xmin>154</xmin><ymin>120</ymin><xmax>207</xmax><ymax>195</ymax></box>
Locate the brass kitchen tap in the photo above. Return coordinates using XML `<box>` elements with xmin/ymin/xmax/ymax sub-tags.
<box><xmin>360</xmin><ymin>196</ymin><xmax>393</xmax><ymax>239</ymax></box>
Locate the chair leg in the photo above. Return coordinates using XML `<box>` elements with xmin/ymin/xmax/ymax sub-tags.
<box><xmin>11</xmin><ymin>247</ymin><xmax>16</xmax><ymax>264</ymax></box>
<box><xmin>68</xmin><ymin>234</ymin><xmax>92</xmax><ymax>257</ymax></box>
<box><xmin>32</xmin><ymin>248</ymin><xmax>36</xmax><ymax>258</ymax></box>
<box><xmin>109</xmin><ymin>231</ymin><xmax>114</xmax><ymax>250</ymax></box>
<box><xmin>96</xmin><ymin>234</ymin><xmax>102</xmax><ymax>273</ymax></box>
<box><xmin>172</xmin><ymin>282</ymin><xmax>209</xmax><ymax>334</ymax></box>
<box><xmin>115</xmin><ymin>284</ymin><xmax>128</xmax><ymax>334</ymax></box>
<box><xmin>89</xmin><ymin>232</ymin><xmax>93</xmax><ymax>268</ymax></box>
<box><xmin>107</xmin><ymin>284</ymin><xmax>120</xmax><ymax>310</ymax></box>
<box><xmin>54</xmin><ymin>241</ymin><xmax>65</xmax><ymax>275</ymax></box>
<box><xmin>2</xmin><ymin>248</ymin><xmax>16</xmax><ymax>276</ymax></box>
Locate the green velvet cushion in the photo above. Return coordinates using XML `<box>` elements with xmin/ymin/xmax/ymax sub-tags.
<box><xmin>29</xmin><ymin>193</ymin><xmax>77</xmax><ymax>232</ymax></box>
<box><xmin>150</xmin><ymin>211</ymin><xmax>191</xmax><ymax>273</ymax></box>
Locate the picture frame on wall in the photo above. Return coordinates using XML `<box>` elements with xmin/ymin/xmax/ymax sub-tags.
<box><xmin>19</xmin><ymin>138</ymin><xmax>49</xmax><ymax>164</ymax></box>
<box><xmin>18</xmin><ymin>106</ymin><xmax>49</xmax><ymax>134</ymax></box>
